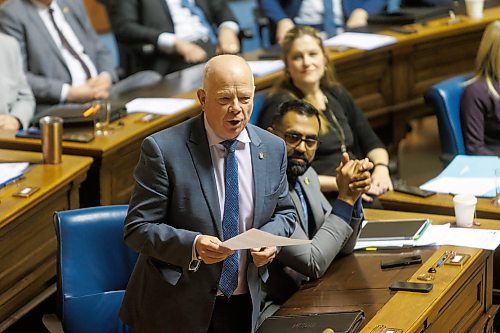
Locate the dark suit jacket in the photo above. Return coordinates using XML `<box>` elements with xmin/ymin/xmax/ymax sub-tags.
<box><xmin>258</xmin><ymin>0</ymin><xmax>386</xmax><ymax>43</ymax></box>
<box><xmin>258</xmin><ymin>0</ymin><xmax>386</xmax><ymax>24</ymax></box>
<box><xmin>119</xmin><ymin>114</ymin><xmax>297</xmax><ymax>333</ymax></box>
<box><xmin>0</xmin><ymin>0</ymin><xmax>117</xmax><ymax>112</ymax></box>
<box><xmin>264</xmin><ymin>167</ymin><xmax>362</xmax><ymax>304</ymax></box>
<box><xmin>108</xmin><ymin>0</ymin><xmax>238</xmax><ymax>74</ymax></box>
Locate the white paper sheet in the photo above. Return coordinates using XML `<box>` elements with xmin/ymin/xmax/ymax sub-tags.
<box><xmin>221</xmin><ymin>228</ymin><xmax>311</xmax><ymax>250</ymax></box>
<box><xmin>247</xmin><ymin>60</ymin><xmax>285</xmax><ymax>77</ymax></box>
<box><xmin>355</xmin><ymin>222</ymin><xmax>500</xmax><ymax>251</ymax></box>
<box><xmin>437</xmin><ymin>228</ymin><xmax>500</xmax><ymax>251</ymax></box>
<box><xmin>0</xmin><ymin>162</ymin><xmax>29</xmax><ymax>187</ymax></box>
<box><xmin>420</xmin><ymin>177</ymin><xmax>495</xmax><ymax>197</ymax></box>
<box><xmin>323</xmin><ymin>32</ymin><xmax>396</xmax><ymax>50</ymax></box>
<box><xmin>126</xmin><ymin>98</ymin><xmax>197</xmax><ymax>115</ymax></box>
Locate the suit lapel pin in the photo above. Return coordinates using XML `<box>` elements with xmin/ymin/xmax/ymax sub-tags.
<box><xmin>63</xmin><ymin>6</ymin><xmax>69</xmax><ymax>13</ymax></box>
<box><xmin>259</xmin><ymin>152</ymin><xmax>264</xmax><ymax>160</ymax></box>
<box><xmin>304</xmin><ymin>177</ymin><xmax>310</xmax><ymax>185</ymax></box>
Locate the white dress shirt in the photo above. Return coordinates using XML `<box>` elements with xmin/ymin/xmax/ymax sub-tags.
<box><xmin>157</xmin><ymin>0</ymin><xmax>239</xmax><ymax>53</ymax></box>
<box><xmin>295</xmin><ymin>0</ymin><xmax>345</xmax><ymax>35</ymax></box>
<box><xmin>32</xmin><ymin>0</ymin><xmax>98</xmax><ymax>101</ymax></box>
<box><xmin>201</xmin><ymin>115</ymin><xmax>255</xmax><ymax>295</ymax></box>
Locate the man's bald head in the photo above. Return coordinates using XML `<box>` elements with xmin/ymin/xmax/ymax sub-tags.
<box><xmin>202</xmin><ymin>55</ymin><xmax>254</xmax><ymax>90</ymax></box>
<box><xmin>197</xmin><ymin>55</ymin><xmax>256</xmax><ymax>140</ymax></box>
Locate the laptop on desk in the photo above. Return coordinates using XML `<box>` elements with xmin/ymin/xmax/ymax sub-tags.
<box><xmin>368</xmin><ymin>6</ymin><xmax>451</xmax><ymax>25</ymax></box>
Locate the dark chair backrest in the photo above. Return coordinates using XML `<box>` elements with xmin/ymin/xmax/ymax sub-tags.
<box><xmin>54</xmin><ymin>205</ymin><xmax>137</xmax><ymax>333</ymax></box>
<box><xmin>424</xmin><ymin>74</ymin><xmax>470</xmax><ymax>164</ymax></box>
<box><xmin>250</xmin><ymin>89</ymin><xmax>269</xmax><ymax>125</ymax></box>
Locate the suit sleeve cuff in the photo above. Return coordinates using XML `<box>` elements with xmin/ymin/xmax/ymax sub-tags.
<box><xmin>332</xmin><ymin>199</ymin><xmax>353</xmax><ymax>224</ymax></box>
<box><xmin>353</xmin><ymin>199</ymin><xmax>363</xmax><ymax>219</ymax></box>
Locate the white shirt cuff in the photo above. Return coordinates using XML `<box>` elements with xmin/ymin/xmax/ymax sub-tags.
<box><xmin>218</xmin><ymin>21</ymin><xmax>240</xmax><ymax>35</ymax></box>
<box><xmin>60</xmin><ymin>83</ymin><xmax>70</xmax><ymax>102</ymax></box>
<box><xmin>157</xmin><ymin>32</ymin><xmax>176</xmax><ymax>53</ymax></box>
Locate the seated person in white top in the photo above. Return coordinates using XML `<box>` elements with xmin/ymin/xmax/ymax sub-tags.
<box><xmin>108</xmin><ymin>0</ymin><xmax>241</xmax><ymax>75</ymax></box>
<box><xmin>258</xmin><ymin>0</ymin><xmax>386</xmax><ymax>45</ymax></box>
<box><xmin>0</xmin><ymin>32</ymin><xmax>35</xmax><ymax>130</ymax></box>
<box><xmin>0</xmin><ymin>0</ymin><xmax>161</xmax><ymax>115</ymax></box>
<box><xmin>261</xmin><ymin>99</ymin><xmax>371</xmax><ymax>317</ymax></box>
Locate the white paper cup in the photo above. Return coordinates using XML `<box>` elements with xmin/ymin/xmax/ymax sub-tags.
<box><xmin>453</xmin><ymin>194</ymin><xmax>477</xmax><ymax>227</ymax></box>
<box><xmin>465</xmin><ymin>0</ymin><xmax>484</xmax><ymax>20</ymax></box>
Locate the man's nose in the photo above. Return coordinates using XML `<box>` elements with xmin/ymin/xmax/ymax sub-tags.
<box><xmin>229</xmin><ymin>97</ymin><xmax>242</xmax><ymax>113</ymax></box>
<box><xmin>295</xmin><ymin>140</ymin><xmax>307</xmax><ymax>152</ymax></box>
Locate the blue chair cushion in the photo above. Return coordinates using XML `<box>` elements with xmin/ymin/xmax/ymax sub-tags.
<box><xmin>425</xmin><ymin>74</ymin><xmax>471</xmax><ymax>161</ymax></box>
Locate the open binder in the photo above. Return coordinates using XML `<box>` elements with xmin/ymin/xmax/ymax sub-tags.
<box><xmin>257</xmin><ymin>310</ymin><xmax>365</xmax><ymax>333</ymax></box>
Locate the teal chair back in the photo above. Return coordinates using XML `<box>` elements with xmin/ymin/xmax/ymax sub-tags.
<box><xmin>424</xmin><ymin>74</ymin><xmax>470</xmax><ymax>164</ymax></box>
<box><xmin>54</xmin><ymin>205</ymin><xmax>137</xmax><ymax>333</ymax></box>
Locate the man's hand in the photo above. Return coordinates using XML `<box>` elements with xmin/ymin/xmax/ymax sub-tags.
<box><xmin>66</xmin><ymin>83</ymin><xmax>109</xmax><ymax>103</ymax></box>
<box><xmin>175</xmin><ymin>39</ymin><xmax>208</xmax><ymax>63</ymax></box>
<box><xmin>0</xmin><ymin>115</ymin><xmax>20</xmax><ymax>130</ymax></box>
<box><xmin>217</xmin><ymin>27</ymin><xmax>240</xmax><ymax>54</ymax></box>
<box><xmin>250</xmin><ymin>246</ymin><xmax>276</xmax><ymax>267</ymax></box>
<box><xmin>346</xmin><ymin>8</ymin><xmax>369</xmax><ymax>28</ymax></box>
<box><xmin>87</xmin><ymin>72</ymin><xmax>112</xmax><ymax>91</ymax></box>
<box><xmin>276</xmin><ymin>18</ymin><xmax>295</xmax><ymax>45</ymax></box>
<box><xmin>195</xmin><ymin>235</ymin><xmax>233</xmax><ymax>264</ymax></box>
<box><xmin>336</xmin><ymin>153</ymin><xmax>372</xmax><ymax>205</ymax></box>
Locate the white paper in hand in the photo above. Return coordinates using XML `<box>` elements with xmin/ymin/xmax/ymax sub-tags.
<box><xmin>221</xmin><ymin>228</ymin><xmax>311</xmax><ymax>250</ymax></box>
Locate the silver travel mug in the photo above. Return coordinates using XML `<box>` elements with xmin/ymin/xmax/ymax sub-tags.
<box><xmin>40</xmin><ymin>116</ymin><xmax>63</xmax><ymax>164</ymax></box>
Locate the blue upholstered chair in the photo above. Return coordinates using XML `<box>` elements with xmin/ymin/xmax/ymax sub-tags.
<box><xmin>43</xmin><ymin>205</ymin><xmax>137</xmax><ymax>333</ymax></box>
<box><xmin>250</xmin><ymin>89</ymin><xmax>269</xmax><ymax>125</ymax></box>
<box><xmin>424</xmin><ymin>74</ymin><xmax>470</xmax><ymax>165</ymax></box>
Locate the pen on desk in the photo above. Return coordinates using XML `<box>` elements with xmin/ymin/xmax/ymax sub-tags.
<box><xmin>436</xmin><ymin>251</ymin><xmax>451</xmax><ymax>268</ymax></box>
<box><xmin>83</xmin><ymin>104</ymin><xmax>101</xmax><ymax>118</ymax></box>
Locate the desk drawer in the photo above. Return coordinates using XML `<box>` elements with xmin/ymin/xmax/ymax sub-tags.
<box><xmin>426</xmin><ymin>264</ymin><xmax>486</xmax><ymax>332</ymax></box>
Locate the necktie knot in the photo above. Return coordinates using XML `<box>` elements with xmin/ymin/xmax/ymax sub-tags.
<box><xmin>222</xmin><ymin>140</ymin><xmax>238</xmax><ymax>153</ymax></box>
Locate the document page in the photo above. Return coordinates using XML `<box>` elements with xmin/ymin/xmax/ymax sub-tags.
<box><xmin>221</xmin><ymin>228</ymin><xmax>311</xmax><ymax>250</ymax></box>
<box><xmin>323</xmin><ymin>32</ymin><xmax>396</xmax><ymax>50</ymax></box>
<box><xmin>0</xmin><ymin>162</ymin><xmax>29</xmax><ymax>187</ymax></box>
<box><xmin>247</xmin><ymin>60</ymin><xmax>285</xmax><ymax>77</ymax></box>
<box><xmin>126</xmin><ymin>98</ymin><xmax>197</xmax><ymax>115</ymax></box>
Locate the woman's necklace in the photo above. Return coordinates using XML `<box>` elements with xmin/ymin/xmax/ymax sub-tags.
<box><xmin>322</xmin><ymin>93</ymin><xmax>347</xmax><ymax>153</ymax></box>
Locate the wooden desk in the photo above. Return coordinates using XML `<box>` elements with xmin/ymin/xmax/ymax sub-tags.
<box><xmin>0</xmin><ymin>149</ymin><xmax>92</xmax><ymax>331</ymax></box>
<box><xmin>1</xmin><ymin>6</ymin><xmax>499</xmax><ymax>206</ymax></box>
<box><xmin>276</xmin><ymin>209</ymin><xmax>496</xmax><ymax>332</ymax></box>
<box><xmin>0</xmin><ymin>97</ymin><xmax>198</xmax><ymax>206</ymax></box>
<box><xmin>379</xmin><ymin>190</ymin><xmax>500</xmax><ymax>220</ymax></box>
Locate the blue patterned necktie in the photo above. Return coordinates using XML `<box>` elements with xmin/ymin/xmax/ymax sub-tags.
<box><xmin>294</xmin><ymin>182</ymin><xmax>310</xmax><ymax>239</ymax></box>
<box><xmin>181</xmin><ymin>0</ymin><xmax>217</xmax><ymax>44</ymax></box>
<box><xmin>219</xmin><ymin>140</ymin><xmax>239</xmax><ymax>297</ymax></box>
<box><xmin>323</xmin><ymin>0</ymin><xmax>336</xmax><ymax>36</ymax></box>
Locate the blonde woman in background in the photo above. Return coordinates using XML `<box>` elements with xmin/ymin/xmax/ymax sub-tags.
<box><xmin>460</xmin><ymin>21</ymin><xmax>500</xmax><ymax>155</ymax></box>
<box><xmin>257</xmin><ymin>26</ymin><xmax>392</xmax><ymax>204</ymax></box>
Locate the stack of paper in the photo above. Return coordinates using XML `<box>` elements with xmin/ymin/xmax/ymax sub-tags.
<box><xmin>355</xmin><ymin>223</ymin><xmax>500</xmax><ymax>251</ymax></box>
<box><xmin>420</xmin><ymin>155</ymin><xmax>500</xmax><ymax>197</ymax></box>
<box><xmin>0</xmin><ymin>162</ymin><xmax>29</xmax><ymax>188</ymax></box>
<box><xmin>126</xmin><ymin>98</ymin><xmax>197</xmax><ymax>116</ymax></box>
<box><xmin>323</xmin><ymin>32</ymin><xmax>396</xmax><ymax>50</ymax></box>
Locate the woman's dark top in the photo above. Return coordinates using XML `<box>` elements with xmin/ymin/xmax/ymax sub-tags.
<box><xmin>460</xmin><ymin>78</ymin><xmax>500</xmax><ymax>155</ymax></box>
<box><xmin>257</xmin><ymin>85</ymin><xmax>384</xmax><ymax>176</ymax></box>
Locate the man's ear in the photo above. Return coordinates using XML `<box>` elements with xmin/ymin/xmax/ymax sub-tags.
<box><xmin>267</xmin><ymin>126</ymin><xmax>275</xmax><ymax>134</ymax></box>
<box><xmin>197</xmin><ymin>89</ymin><xmax>206</xmax><ymax>110</ymax></box>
